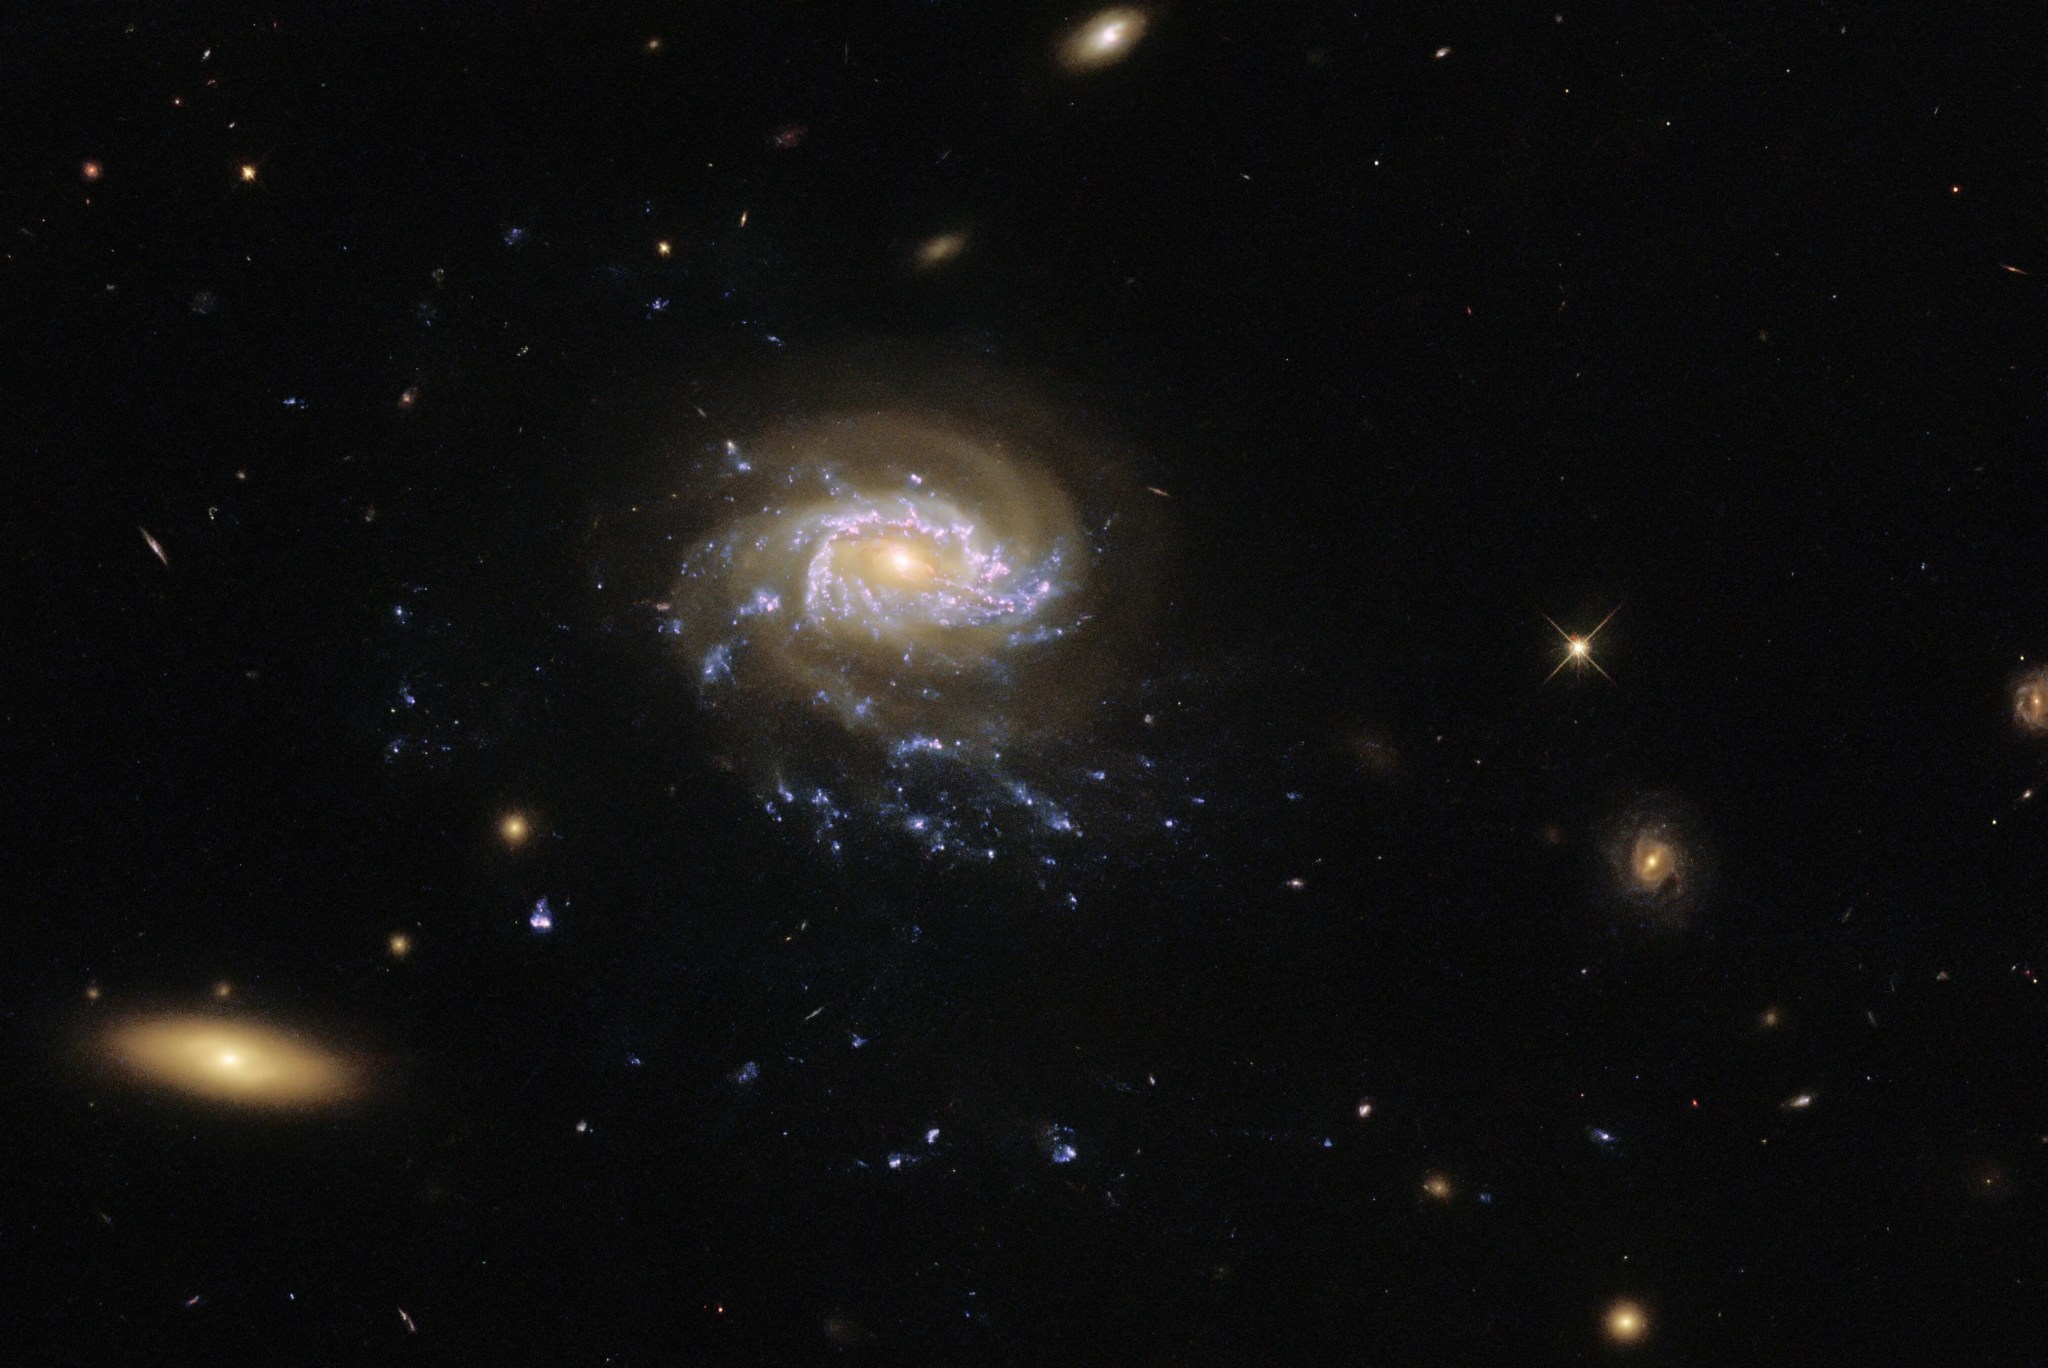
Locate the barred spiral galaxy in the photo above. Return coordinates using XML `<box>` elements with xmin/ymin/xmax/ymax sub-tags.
<box><xmin>674</xmin><ymin>398</ymin><xmax>1163</xmax><ymax>851</ymax></box>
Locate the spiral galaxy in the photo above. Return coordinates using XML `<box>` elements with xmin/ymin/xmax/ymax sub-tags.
<box><xmin>1599</xmin><ymin>794</ymin><xmax>1708</xmax><ymax>925</ymax></box>
<box><xmin>2012</xmin><ymin>665</ymin><xmax>2048</xmax><ymax>736</ymax></box>
<box><xmin>674</xmin><ymin>388</ymin><xmax>1164</xmax><ymax>855</ymax></box>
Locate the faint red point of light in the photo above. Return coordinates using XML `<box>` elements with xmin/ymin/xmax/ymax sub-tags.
<box><xmin>770</xmin><ymin>123</ymin><xmax>809</xmax><ymax>150</ymax></box>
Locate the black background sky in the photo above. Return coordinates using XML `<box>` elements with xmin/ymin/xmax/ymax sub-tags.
<box><xmin>6</xmin><ymin>3</ymin><xmax>2041</xmax><ymax>1363</ymax></box>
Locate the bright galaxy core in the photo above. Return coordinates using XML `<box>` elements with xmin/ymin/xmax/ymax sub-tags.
<box><xmin>92</xmin><ymin>1014</ymin><xmax>366</xmax><ymax>1110</ymax></box>
<box><xmin>1599</xmin><ymin>795</ymin><xmax>1708</xmax><ymax>925</ymax></box>
<box><xmin>675</xmin><ymin>396</ymin><xmax>1164</xmax><ymax>857</ymax></box>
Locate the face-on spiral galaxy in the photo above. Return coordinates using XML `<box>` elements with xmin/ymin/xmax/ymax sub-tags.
<box><xmin>1598</xmin><ymin>794</ymin><xmax>1709</xmax><ymax>926</ymax></box>
<box><xmin>673</xmin><ymin>398</ymin><xmax>1164</xmax><ymax>858</ymax></box>
<box><xmin>2012</xmin><ymin>665</ymin><xmax>2048</xmax><ymax>737</ymax></box>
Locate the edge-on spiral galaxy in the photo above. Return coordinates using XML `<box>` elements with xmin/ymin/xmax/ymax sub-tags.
<box><xmin>672</xmin><ymin>377</ymin><xmax>1166</xmax><ymax>857</ymax></box>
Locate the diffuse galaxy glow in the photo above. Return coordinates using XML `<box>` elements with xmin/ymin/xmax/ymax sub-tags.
<box><xmin>673</xmin><ymin>380</ymin><xmax>1168</xmax><ymax>858</ymax></box>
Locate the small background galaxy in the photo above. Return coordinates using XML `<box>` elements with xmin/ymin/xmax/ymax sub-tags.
<box><xmin>7</xmin><ymin>4</ymin><xmax>2039</xmax><ymax>1364</ymax></box>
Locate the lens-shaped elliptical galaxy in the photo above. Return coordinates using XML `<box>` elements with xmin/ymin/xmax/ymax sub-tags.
<box><xmin>671</xmin><ymin>383</ymin><xmax>1167</xmax><ymax>858</ymax></box>
<box><xmin>90</xmin><ymin>1013</ymin><xmax>368</xmax><ymax>1111</ymax></box>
